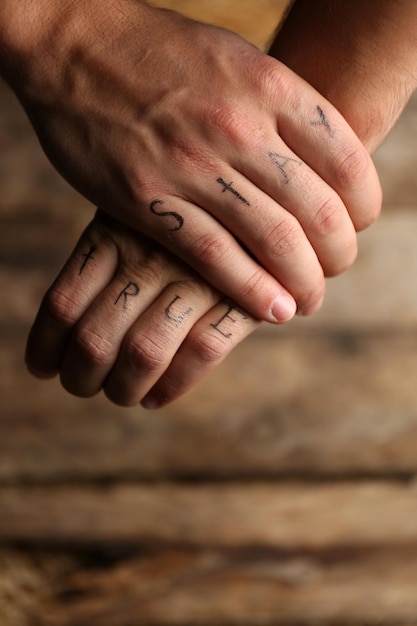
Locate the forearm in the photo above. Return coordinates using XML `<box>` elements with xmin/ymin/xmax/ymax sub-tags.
<box><xmin>270</xmin><ymin>0</ymin><xmax>417</xmax><ymax>152</ymax></box>
<box><xmin>0</xmin><ymin>0</ymin><xmax>152</xmax><ymax>93</ymax></box>
<box><xmin>0</xmin><ymin>0</ymin><xmax>76</xmax><ymax>85</ymax></box>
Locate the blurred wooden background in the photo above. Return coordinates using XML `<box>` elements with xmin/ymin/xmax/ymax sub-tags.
<box><xmin>1</xmin><ymin>1</ymin><xmax>417</xmax><ymax>624</ymax></box>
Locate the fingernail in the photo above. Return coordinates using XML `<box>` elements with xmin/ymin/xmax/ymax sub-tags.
<box><xmin>298</xmin><ymin>296</ymin><xmax>324</xmax><ymax>317</ymax></box>
<box><xmin>141</xmin><ymin>394</ymin><xmax>160</xmax><ymax>410</ymax></box>
<box><xmin>271</xmin><ymin>293</ymin><xmax>297</xmax><ymax>323</ymax></box>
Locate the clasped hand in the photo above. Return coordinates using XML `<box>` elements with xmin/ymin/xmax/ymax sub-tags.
<box><xmin>13</xmin><ymin>1</ymin><xmax>383</xmax><ymax>407</ymax></box>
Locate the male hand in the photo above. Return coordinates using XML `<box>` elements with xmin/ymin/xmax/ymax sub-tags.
<box><xmin>2</xmin><ymin>0</ymin><xmax>382</xmax><ymax>321</ymax></box>
<box><xmin>26</xmin><ymin>210</ymin><xmax>260</xmax><ymax>408</ymax></box>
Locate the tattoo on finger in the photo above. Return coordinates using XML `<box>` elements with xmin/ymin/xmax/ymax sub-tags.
<box><xmin>216</xmin><ymin>177</ymin><xmax>250</xmax><ymax>205</ymax></box>
<box><xmin>115</xmin><ymin>281</ymin><xmax>140</xmax><ymax>310</ymax></box>
<box><xmin>165</xmin><ymin>295</ymin><xmax>193</xmax><ymax>325</ymax></box>
<box><xmin>268</xmin><ymin>152</ymin><xmax>302</xmax><ymax>184</ymax></box>
<box><xmin>211</xmin><ymin>303</ymin><xmax>249</xmax><ymax>339</ymax></box>
<box><xmin>149</xmin><ymin>199</ymin><xmax>184</xmax><ymax>232</ymax></box>
<box><xmin>311</xmin><ymin>105</ymin><xmax>333</xmax><ymax>137</ymax></box>
<box><xmin>79</xmin><ymin>245</ymin><xmax>96</xmax><ymax>275</ymax></box>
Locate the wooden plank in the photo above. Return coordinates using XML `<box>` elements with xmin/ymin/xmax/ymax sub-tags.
<box><xmin>1</xmin><ymin>481</ymin><xmax>417</xmax><ymax>548</ymax></box>
<box><xmin>2</xmin><ymin>331</ymin><xmax>417</xmax><ymax>481</ymax></box>
<box><xmin>40</xmin><ymin>547</ymin><xmax>417</xmax><ymax>626</ymax></box>
<box><xmin>0</xmin><ymin>549</ymin><xmax>71</xmax><ymax>626</ymax></box>
<box><xmin>150</xmin><ymin>0</ymin><xmax>288</xmax><ymax>49</ymax></box>
<box><xmin>2</xmin><ymin>545</ymin><xmax>417</xmax><ymax>626</ymax></box>
<box><xmin>373</xmin><ymin>92</ymin><xmax>417</xmax><ymax>208</ymax></box>
<box><xmin>296</xmin><ymin>209</ymin><xmax>417</xmax><ymax>329</ymax></box>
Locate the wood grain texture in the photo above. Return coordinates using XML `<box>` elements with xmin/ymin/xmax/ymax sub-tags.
<box><xmin>41</xmin><ymin>547</ymin><xmax>417</xmax><ymax>626</ymax></box>
<box><xmin>149</xmin><ymin>0</ymin><xmax>288</xmax><ymax>49</ymax></box>
<box><xmin>2</xmin><ymin>330</ymin><xmax>417</xmax><ymax>481</ymax></box>
<box><xmin>2</xmin><ymin>1</ymin><xmax>417</xmax><ymax>624</ymax></box>
<box><xmin>1</xmin><ymin>481</ymin><xmax>417</xmax><ymax>548</ymax></box>
<box><xmin>3</xmin><ymin>546</ymin><xmax>417</xmax><ymax>626</ymax></box>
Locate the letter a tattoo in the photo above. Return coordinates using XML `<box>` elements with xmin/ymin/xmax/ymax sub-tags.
<box><xmin>268</xmin><ymin>152</ymin><xmax>302</xmax><ymax>184</ymax></box>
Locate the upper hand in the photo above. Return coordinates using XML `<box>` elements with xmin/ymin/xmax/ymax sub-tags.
<box><xmin>6</xmin><ymin>0</ymin><xmax>382</xmax><ymax>321</ymax></box>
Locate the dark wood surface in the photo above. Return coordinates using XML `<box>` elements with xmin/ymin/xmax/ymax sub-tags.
<box><xmin>2</xmin><ymin>2</ymin><xmax>417</xmax><ymax>624</ymax></box>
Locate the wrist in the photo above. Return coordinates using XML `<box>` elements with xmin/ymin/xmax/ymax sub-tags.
<box><xmin>0</xmin><ymin>0</ymin><xmax>153</xmax><ymax>96</ymax></box>
<box><xmin>270</xmin><ymin>0</ymin><xmax>417</xmax><ymax>152</ymax></box>
<box><xmin>0</xmin><ymin>0</ymin><xmax>80</xmax><ymax>89</ymax></box>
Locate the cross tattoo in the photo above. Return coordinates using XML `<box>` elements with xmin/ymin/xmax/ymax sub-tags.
<box><xmin>216</xmin><ymin>178</ymin><xmax>250</xmax><ymax>206</ymax></box>
<box><xmin>79</xmin><ymin>245</ymin><xmax>96</xmax><ymax>275</ymax></box>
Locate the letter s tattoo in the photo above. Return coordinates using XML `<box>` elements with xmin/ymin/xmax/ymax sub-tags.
<box><xmin>149</xmin><ymin>200</ymin><xmax>184</xmax><ymax>232</ymax></box>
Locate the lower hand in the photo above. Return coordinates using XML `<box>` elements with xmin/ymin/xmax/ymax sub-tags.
<box><xmin>25</xmin><ymin>210</ymin><xmax>260</xmax><ymax>408</ymax></box>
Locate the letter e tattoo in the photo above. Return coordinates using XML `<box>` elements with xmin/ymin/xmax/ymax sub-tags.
<box><xmin>211</xmin><ymin>304</ymin><xmax>248</xmax><ymax>339</ymax></box>
<box><xmin>115</xmin><ymin>281</ymin><xmax>140</xmax><ymax>310</ymax></box>
<box><xmin>150</xmin><ymin>200</ymin><xmax>184</xmax><ymax>232</ymax></box>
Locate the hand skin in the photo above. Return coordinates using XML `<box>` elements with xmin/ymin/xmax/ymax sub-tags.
<box><xmin>25</xmin><ymin>210</ymin><xmax>261</xmax><ymax>408</ymax></box>
<box><xmin>0</xmin><ymin>0</ymin><xmax>381</xmax><ymax>322</ymax></box>
<box><xmin>270</xmin><ymin>0</ymin><xmax>417</xmax><ymax>153</ymax></box>
<box><xmin>24</xmin><ymin>1</ymin><xmax>417</xmax><ymax>410</ymax></box>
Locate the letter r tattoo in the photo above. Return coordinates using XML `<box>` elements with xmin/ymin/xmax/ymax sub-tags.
<box><xmin>115</xmin><ymin>282</ymin><xmax>140</xmax><ymax>310</ymax></box>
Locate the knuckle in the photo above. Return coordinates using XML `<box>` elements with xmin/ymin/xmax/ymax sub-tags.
<box><xmin>263</xmin><ymin>217</ymin><xmax>303</xmax><ymax>260</ymax></box>
<box><xmin>311</xmin><ymin>195</ymin><xmax>346</xmax><ymax>238</ymax></box>
<box><xmin>73</xmin><ymin>328</ymin><xmax>113</xmax><ymax>367</ymax></box>
<box><xmin>124</xmin><ymin>335</ymin><xmax>165</xmax><ymax>375</ymax></box>
<box><xmin>326</xmin><ymin>239</ymin><xmax>358</xmax><ymax>277</ymax></box>
<box><xmin>173</xmin><ymin>278</ymin><xmax>218</xmax><ymax>304</ymax></box>
<box><xmin>187</xmin><ymin>331</ymin><xmax>226</xmax><ymax>367</ymax></box>
<box><xmin>205</xmin><ymin>101</ymin><xmax>239</xmax><ymax>134</ymax></box>
<box><xmin>192</xmin><ymin>232</ymin><xmax>231</xmax><ymax>269</ymax></box>
<box><xmin>355</xmin><ymin>191</ymin><xmax>383</xmax><ymax>232</ymax></box>
<box><xmin>205</xmin><ymin>102</ymin><xmax>256</xmax><ymax>149</ymax></box>
<box><xmin>297</xmin><ymin>282</ymin><xmax>326</xmax><ymax>315</ymax></box>
<box><xmin>333</xmin><ymin>144</ymin><xmax>370</xmax><ymax>188</ymax></box>
<box><xmin>103</xmin><ymin>384</ymin><xmax>137</xmax><ymax>408</ymax></box>
<box><xmin>240</xmin><ymin>267</ymin><xmax>271</xmax><ymax>300</ymax></box>
<box><xmin>168</xmin><ymin>135</ymin><xmax>209</xmax><ymax>171</ymax></box>
<box><xmin>44</xmin><ymin>286</ymin><xmax>81</xmax><ymax>328</ymax></box>
<box><xmin>256</xmin><ymin>56</ymin><xmax>292</xmax><ymax>97</ymax></box>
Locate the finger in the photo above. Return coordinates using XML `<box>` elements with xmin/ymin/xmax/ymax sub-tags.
<box><xmin>266</xmin><ymin>64</ymin><xmax>383</xmax><ymax>231</ymax></box>
<box><xmin>141</xmin><ymin>300</ymin><xmax>261</xmax><ymax>409</ymax></box>
<box><xmin>103</xmin><ymin>280</ymin><xmax>220</xmax><ymax>406</ymax></box>
<box><xmin>233</xmin><ymin>149</ymin><xmax>359</xmax><ymax>281</ymax></box>
<box><xmin>142</xmin><ymin>195</ymin><xmax>298</xmax><ymax>323</ymax></box>
<box><xmin>25</xmin><ymin>219</ymin><xmax>118</xmax><ymax>378</ymax></box>
<box><xmin>184</xmin><ymin>160</ymin><xmax>360</xmax><ymax>311</ymax></box>
<box><xmin>59</xmin><ymin>230</ymin><xmax>199</xmax><ymax>398</ymax></box>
